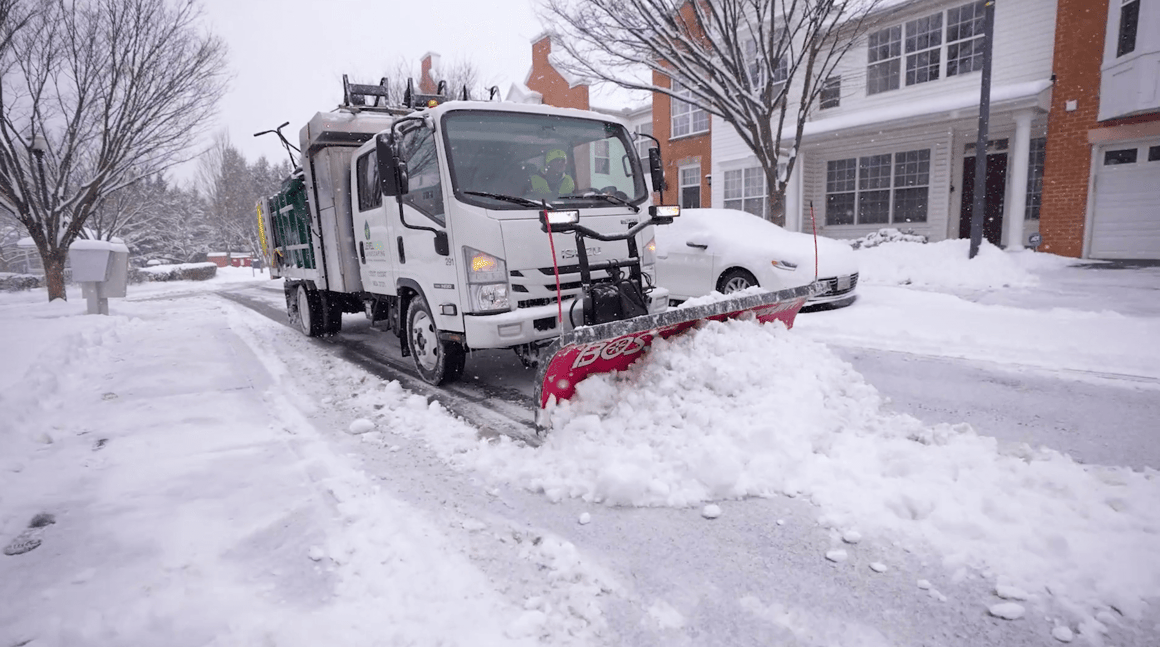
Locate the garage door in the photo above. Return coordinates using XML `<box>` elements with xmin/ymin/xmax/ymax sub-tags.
<box><xmin>1090</xmin><ymin>140</ymin><xmax>1160</xmax><ymax>260</ymax></box>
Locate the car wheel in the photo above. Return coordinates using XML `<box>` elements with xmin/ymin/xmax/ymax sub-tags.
<box><xmin>717</xmin><ymin>269</ymin><xmax>759</xmax><ymax>294</ymax></box>
<box><xmin>406</xmin><ymin>295</ymin><xmax>466</xmax><ymax>385</ymax></box>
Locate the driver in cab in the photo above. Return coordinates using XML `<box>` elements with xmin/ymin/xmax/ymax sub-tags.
<box><xmin>530</xmin><ymin>148</ymin><xmax>575</xmax><ymax>199</ymax></box>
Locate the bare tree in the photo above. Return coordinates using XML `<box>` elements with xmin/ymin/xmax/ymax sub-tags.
<box><xmin>0</xmin><ymin>0</ymin><xmax>227</xmax><ymax>300</ymax></box>
<box><xmin>200</xmin><ymin>131</ymin><xmax>289</xmax><ymax>263</ymax></box>
<box><xmin>541</xmin><ymin>0</ymin><xmax>880</xmax><ymax>225</ymax></box>
<box><xmin>369</xmin><ymin>57</ymin><xmax>492</xmax><ymax>107</ymax></box>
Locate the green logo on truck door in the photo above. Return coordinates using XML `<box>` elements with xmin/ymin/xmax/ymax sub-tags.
<box><xmin>364</xmin><ymin>220</ymin><xmax>371</xmax><ymax>240</ymax></box>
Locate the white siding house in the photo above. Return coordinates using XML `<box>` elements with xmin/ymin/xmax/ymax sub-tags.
<box><xmin>711</xmin><ymin>0</ymin><xmax>1057</xmax><ymax>247</ymax></box>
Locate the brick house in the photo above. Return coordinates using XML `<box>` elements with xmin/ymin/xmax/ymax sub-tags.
<box><xmin>1040</xmin><ymin>0</ymin><xmax>1160</xmax><ymax>259</ymax></box>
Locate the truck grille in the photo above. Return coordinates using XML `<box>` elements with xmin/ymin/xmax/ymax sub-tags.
<box><xmin>510</xmin><ymin>266</ymin><xmax>612</xmax><ymax>309</ymax></box>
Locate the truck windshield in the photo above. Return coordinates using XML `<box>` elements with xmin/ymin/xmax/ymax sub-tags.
<box><xmin>442</xmin><ymin>110</ymin><xmax>647</xmax><ymax>212</ymax></box>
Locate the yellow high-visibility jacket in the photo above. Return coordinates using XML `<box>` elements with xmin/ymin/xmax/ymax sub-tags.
<box><xmin>530</xmin><ymin>172</ymin><xmax>575</xmax><ymax>197</ymax></box>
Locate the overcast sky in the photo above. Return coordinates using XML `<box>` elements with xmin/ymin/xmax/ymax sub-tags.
<box><xmin>178</xmin><ymin>0</ymin><xmax>545</xmax><ymax>183</ymax></box>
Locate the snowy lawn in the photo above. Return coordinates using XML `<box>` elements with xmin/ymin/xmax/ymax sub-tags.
<box><xmin>0</xmin><ymin>273</ymin><xmax>585</xmax><ymax>646</ymax></box>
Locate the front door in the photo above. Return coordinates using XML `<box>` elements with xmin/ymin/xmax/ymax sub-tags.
<box><xmin>959</xmin><ymin>154</ymin><xmax>1008</xmax><ymax>246</ymax></box>
<box><xmin>393</xmin><ymin>124</ymin><xmax>460</xmax><ymax>327</ymax></box>
<box><xmin>354</xmin><ymin>148</ymin><xmax>395</xmax><ymax>294</ymax></box>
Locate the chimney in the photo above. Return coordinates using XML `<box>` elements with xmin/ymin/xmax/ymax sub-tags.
<box><xmin>420</xmin><ymin>52</ymin><xmax>441</xmax><ymax>95</ymax></box>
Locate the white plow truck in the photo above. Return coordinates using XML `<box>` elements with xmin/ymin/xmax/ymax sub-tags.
<box><xmin>258</xmin><ymin>80</ymin><xmax>814</xmax><ymax>419</ymax></box>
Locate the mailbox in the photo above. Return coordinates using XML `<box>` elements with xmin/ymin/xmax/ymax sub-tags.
<box><xmin>68</xmin><ymin>239</ymin><xmax>130</xmax><ymax>314</ymax></box>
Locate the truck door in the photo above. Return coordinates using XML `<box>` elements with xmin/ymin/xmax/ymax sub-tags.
<box><xmin>392</xmin><ymin>124</ymin><xmax>462</xmax><ymax>332</ymax></box>
<box><xmin>354</xmin><ymin>148</ymin><xmax>395</xmax><ymax>294</ymax></box>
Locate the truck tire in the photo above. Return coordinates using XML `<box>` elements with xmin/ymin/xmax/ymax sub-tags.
<box><xmin>406</xmin><ymin>295</ymin><xmax>466</xmax><ymax>385</ymax></box>
<box><xmin>320</xmin><ymin>291</ymin><xmax>343</xmax><ymax>335</ymax></box>
<box><xmin>294</xmin><ymin>283</ymin><xmax>325</xmax><ymax>337</ymax></box>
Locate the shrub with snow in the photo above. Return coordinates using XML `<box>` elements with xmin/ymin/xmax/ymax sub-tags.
<box><xmin>0</xmin><ymin>272</ymin><xmax>42</xmax><ymax>291</ymax></box>
<box><xmin>138</xmin><ymin>262</ymin><xmax>218</xmax><ymax>282</ymax></box>
<box><xmin>846</xmin><ymin>228</ymin><xmax>928</xmax><ymax>250</ymax></box>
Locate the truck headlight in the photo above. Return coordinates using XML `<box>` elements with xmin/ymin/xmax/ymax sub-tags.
<box><xmin>642</xmin><ymin>236</ymin><xmax>657</xmax><ymax>266</ymax></box>
<box><xmin>465</xmin><ymin>246</ymin><xmax>507</xmax><ymax>283</ymax></box>
<box><xmin>469</xmin><ymin>283</ymin><xmax>509</xmax><ymax>312</ymax></box>
<box><xmin>464</xmin><ymin>246</ymin><xmax>510</xmax><ymax>313</ymax></box>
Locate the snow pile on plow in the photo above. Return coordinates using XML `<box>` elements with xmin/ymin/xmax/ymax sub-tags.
<box><xmin>464</xmin><ymin>317</ymin><xmax>1160</xmax><ymax>623</ymax></box>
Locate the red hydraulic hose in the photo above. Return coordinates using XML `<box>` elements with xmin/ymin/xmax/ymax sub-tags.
<box><xmin>545</xmin><ymin>217</ymin><xmax>564</xmax><ymax>326</ymax></box>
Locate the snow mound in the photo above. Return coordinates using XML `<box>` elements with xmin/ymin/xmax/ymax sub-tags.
<box><xmin>988</xmin><ymin>602</ymin><xmax>1026</xmax><ymax>620</ymax></box>
<box><xmin>855</xmin><ymin>238</ymin><xmax>1048</xmax><ymax>290</ymax></box>
<box><xmin>457</xmin><ymin>317</ymin><xmax>1160</xmax><ymax>623</ymax></box>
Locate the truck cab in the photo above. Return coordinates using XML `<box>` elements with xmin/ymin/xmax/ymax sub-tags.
<box><xmin>262</xmin><ymin>98</ymin><xmax>669</xmax><ymax>385</ymax></box>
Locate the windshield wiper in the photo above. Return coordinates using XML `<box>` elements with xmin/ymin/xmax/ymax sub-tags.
<box><xmin>557</xmin><ymin>192</ymin><xmax>640</xmax><ymax>213</ymax></box>
<box><xmin>463</xmin><ymin>190</ymin><xmax>553</xmax><ymax>210</ymax></box>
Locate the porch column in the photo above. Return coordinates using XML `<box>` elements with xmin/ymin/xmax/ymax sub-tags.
<box><xmin>1005</xmin><ymin>109</ymin><xmax>1034</xmax><ymax>250</ymax></box>
<box><xmin>784</xmin><ymin>154</ymin><xmax>804</xmax><ymax>232</ymax></box>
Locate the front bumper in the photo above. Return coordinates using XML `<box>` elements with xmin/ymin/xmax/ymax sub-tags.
<box><xmin>463</xmin><ymin>287</ymin><xmax>670</xmax><ymax>349</ymax></box>
<box><xmin>808</xmin><ymin>273</ymin><xmax>858</xmax><ymax>304</ymax></box>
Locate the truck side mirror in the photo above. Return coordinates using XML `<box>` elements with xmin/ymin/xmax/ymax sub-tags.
<box><xmin>433</xmin><ymin>230</ymin><xmax>449</xmax><ymax>256</ymax></box>
<box><xmin>648</xmin><ymin>148</ymin><xmax>665</xmax><ymax>193</ymax></box>
<box><xmin>376</xmin><ymin>133</ymin><xmax>409</xmax><ymax>196</ymax></box>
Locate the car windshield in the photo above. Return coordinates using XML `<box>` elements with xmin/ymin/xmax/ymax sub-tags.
<box><xmin>442</xmin><ymin>110</ymin><xmax>647</xmax><ymax>211</ymax></box>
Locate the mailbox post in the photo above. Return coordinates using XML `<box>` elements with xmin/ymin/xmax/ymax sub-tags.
<box><xmin>68</xmin><ymin>239</ymin><xmax>130</xmax><ymax>315</ymax></box>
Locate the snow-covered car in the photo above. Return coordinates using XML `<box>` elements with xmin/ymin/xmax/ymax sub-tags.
<box><xmin>654</xmin><ymin>208</ymin><xmax>859</xmax><ymax>307</ymax></box>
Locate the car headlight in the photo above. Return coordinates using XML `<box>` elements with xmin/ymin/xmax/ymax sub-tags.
<box><xmin>770</xmin><ymin>259</ymin><xmax>798</xmax><ymax>272</ymax></box>
<box><xmin>464</xmin><ymin>246</ymin><xmax>510</xmax><ymax>313</ymax></box>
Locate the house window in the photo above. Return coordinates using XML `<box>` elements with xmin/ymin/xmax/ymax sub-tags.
<box><xmin>746</xmin><ymin>39</ymin><xmax>761</xmax><ymax>86</ymax></box>
<box><xmin>1104</xmin><ymin>148</ymin><xmax>1138</xmax><ymax>165</ymax></box>
<box><xmin>947</xmin><ymin>1</ymin><xmax>986</xmax><ymax>76</ymax></box>
<box><xmin>594</xmin><ymin>139</ymin><xmax>610</xmax><ymax>175</ymax></box>
<box><xmin>825</xmin><ymin>149</ymin><xmax>929</xmax><ymax>225</ymax></box>
<box><xmin>825</xmin><ymin>159</ymin><xmax>857</xmax><ymax>225</ymax></box>
<box><xmin>820</xmin><ymin>76</ymin><xmax>841</xmax><ymax>109</ymax></box>
<box><xmin>723</xmin><ymin>167</ymin><xmax>767</xmax><ymax>217</ymax></box>
<box><xmin>1149</xmin><ymin>145</ymin><xmax>1160</xmax><ymax>162</ymax></box>
<box><xmin>1025</xmin><ymin>137</ymin><xmax>1046</xmax><ymax>220</ymax></box>
<box><xmin>858</xmin><ymin>154</ymin><xmax>893</xmax><ymax>224</ymax></box>
<box><xmin>867</xmin><ymin>25</ymin><xmax>902</xmax><ymax>95</ymax></box>
<box><xmin>356</xmin><ymin>151</ymin><xmax>381</xmax><ymax>211</ymax></box>
<box><xmin>679</xmin><ymin>165</ymin><xmax>701</xmax><ymax>208</ymax></box>
<box><xmin>671</xmin><ymin>82</ymin><xmax>709</xmax><ymax>138</ymax></box>
<box><xmin>1118</xmin><ymin>0</ymin><xmax>1139</xmax><ymax>58</ymax></box>
<box><xmin>905</xmin><ymin>13</ymin><xmax>943</xmax><ymax>86</ymax></box>
<box><xmin>892</xmin><ymin>149</ymin><xmax>930</xmax><ymax>223</ymax></box>
<box><xmin>746</xmin><ymin>34</ymin><xmax>789</xmax><ymax>92</ymax></box>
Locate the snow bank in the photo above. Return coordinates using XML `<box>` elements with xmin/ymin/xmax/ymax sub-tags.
<box><xmin>854</xmin><ymin>239</ymin><xmax>1062</xmax><ymax>290</ymax></box>
<box><xmin>444</xmin><ymin>318</ymin><xmax>1160</xmax><ymax>622</ymax></box>
<box><xmin>796</xmin><ymin>285</ymin><xmax>1160</xmax><ymax>380</ymax></box>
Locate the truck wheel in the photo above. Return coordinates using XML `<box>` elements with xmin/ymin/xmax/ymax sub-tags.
<box><xmin>717</xmin><ymin>269</ymin><xmax>758</xmax><ymax>294</ymax></box>
<box><xmin>295</xmin><ymin>284</ymin><xmax>325</xmax><ymax>337</ymax></box>
<box><xmin>406</xmin><ymin>295</ymin><xmax>465</xmax><ymax>385</ymax></box>
<box><xmin>320</xmin><ymin>291</ymin><xmax>343</xmax><ymax>335</ymax></box>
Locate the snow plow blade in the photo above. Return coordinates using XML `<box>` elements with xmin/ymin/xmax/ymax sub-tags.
<box><xmin>534</xmin><ymin>283</ymin><xmax>817</xmax><ymax>424</ymax></box>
